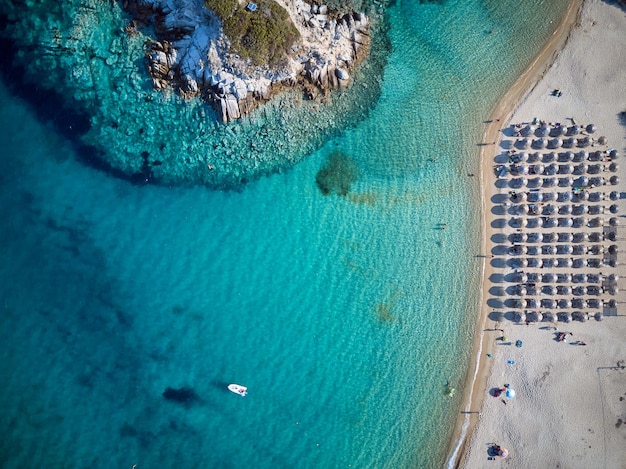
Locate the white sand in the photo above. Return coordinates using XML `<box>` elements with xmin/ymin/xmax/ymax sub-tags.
<box><xmin>454</xmin><ymin>1</ymin><xmax>626</xmax><ymax>467</ymax></box>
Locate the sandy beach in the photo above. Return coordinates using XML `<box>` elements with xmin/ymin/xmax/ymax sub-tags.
<box><xmin>450</xmin><ymin>1</ymin><xmax>626</xmax><ymax>467</ymax></box>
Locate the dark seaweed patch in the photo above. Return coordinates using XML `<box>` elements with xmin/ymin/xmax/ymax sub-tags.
<box><xmin>315</xmin><ymin>151</ymin><xmax>360</xmax><ymax>196</ymax></box>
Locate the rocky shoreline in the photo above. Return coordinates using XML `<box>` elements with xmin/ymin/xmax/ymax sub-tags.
<box><xmin>123</xmin><ymin>0</ymin><xmax>370</xmax><ymax>122</ymax></box>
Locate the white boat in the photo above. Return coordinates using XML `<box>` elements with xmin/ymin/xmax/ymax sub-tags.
<box><xmin>228</xmin><ymin>384</ymin><xmax>247</xmax><ymax>396</ymax></box>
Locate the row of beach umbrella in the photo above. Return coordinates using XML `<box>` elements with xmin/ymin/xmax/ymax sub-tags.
<box><xmin>511</xmin><ymin>203</ymin><xmax>619</xmax><ymax>215</ymax></box>
<box><xmin>509</xmin><ymin>175</ymin><xmax>620</xmax><ymax>188</ymax></box>
<box><xmin>510</xmin><ymin>257</ymin><xmax>618</xmax><ymax>268</ymax></box>
<box><xmin>510</xmin><ymin>216</ymin><xmax>620</xmax><ymax>228</ymax></box>
<box><xmin>509</xmin><ymin>231</ymin><xmax>617</xmax><ymax>243</ymax></box>
<box><xmin>508</xmin><ymin>272</ymin><xmax>617</xmax><ymax>284</ymax></box>
<box><xmin>507</xmin><ymin>149</ymin><xmax>618</xmax><ymax>164</ymax></box>
<box><xmin>510</xmin><ymin>190</ymin><xmax>621</xmax><ymax>203</ymax></box>
<box><xmin>509</xmin><ymin>162</ymin><xmax>618</xmax><ymax>176</ymax></box>
<box><xmin>514</xmin><ymin>123</ymin><xmax>598</xmax><ymax>138</ymax></box>
<box><xmin>509</xmin><ymin>244</ymin><xmax>613</xmax><ymax>256</ymax></box>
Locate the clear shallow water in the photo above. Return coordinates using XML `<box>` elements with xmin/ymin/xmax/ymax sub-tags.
<box><xmin>0</xmin><ymin>1</ymin><xmax>569</xmax><ymax>467</ymax></box>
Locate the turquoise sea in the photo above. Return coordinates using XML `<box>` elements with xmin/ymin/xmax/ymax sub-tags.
<box><xmin>0</xmin><ymin>1</ymin><xmax>570</xmax><ymax>467</ymax></box>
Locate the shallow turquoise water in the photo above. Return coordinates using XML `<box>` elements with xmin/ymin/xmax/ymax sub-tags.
<box><xmin>0</xmin><ymin>1</ymin><xmax>569</xmax><ymax>467</ymax></box>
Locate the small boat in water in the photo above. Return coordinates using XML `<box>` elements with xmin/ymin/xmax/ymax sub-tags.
<box><xmin>228</xmin><ymin>384</ymin><xmax>247</xmax><ymax>396</ymax></box>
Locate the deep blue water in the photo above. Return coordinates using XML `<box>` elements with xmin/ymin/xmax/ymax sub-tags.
<box><xmin>0</xmin><ymin>1</ymin><xmax>569</xmax><ymax>467</ymax></box>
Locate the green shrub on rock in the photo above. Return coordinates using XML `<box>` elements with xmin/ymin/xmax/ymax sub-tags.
<box><xmin>205</xmin><ymin>0</ymin><xmax>300</xmax><ymax>66</ymax></box>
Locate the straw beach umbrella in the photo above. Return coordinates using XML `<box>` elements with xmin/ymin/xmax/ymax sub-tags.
<box><xmin>610</xmin><ymin>176</ymin><xmax>620</xmax><ymax>185</ymax></box>
<box><xmin>542</xmin><ymin>273</ymin><xmax>556</xmax><ymax>283</ymax></box>
<box><xmin>609</xmin><ymin>149</ymin><xmax>619</xmax><ymax>159</ymax></box>
<box><xmin>586</xmin><ymin>124</ymin><xmax>597</xmax><ymax>133</ymax></box>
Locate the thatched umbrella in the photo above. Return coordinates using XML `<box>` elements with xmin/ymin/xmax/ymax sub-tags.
<box><xmin>558</xmin><ymin>273</ymin><xmax>572</xmax><ymax>284</ymax></box>
<box><xmin>572</xmin><ymin>232</ymin><xmax>589</xmax><ymax>243</ymax></box>
<box><xmin>572</xmin><ymin>245</ymin><xmax>585</xmax><ymax>255</ymax></box>
<box><xmin>529</xmin><ymin>217</ymin><xmax>543</xmax><ymax>228</ymax></box>
<box><xmin>542</xmin><ymin>273</ymin><xmax>556</xmax><ymax>283</ymax></box>
<box><xmin>511</xmin><ymin>258</ymin><xmax>528</xmax><ymax>268</ymax></box>
<box><xmin>535</xmin><ymin>138</ymin><xmax>548</xmax><ymax>149</ymax></box>
<box><xmin>558</xmin><ymin>232</ymin><xmax>574</xmax><ymax>242</ymax></box>
<box><xmin>572</xmin><ymin>298</ymin><xmax>585</xmax><ymax>309</ymax></box>
<box><xmin>594</xmin><ymin>312</ymin><xmax>603</xmax><ymax>321</ymax></box>
<box><xmin>528</xmin><ymin>257</ymin><xmax>542</xmax><ymax>268</ymax></box>
<box><xmin>527</xmin><ymin>231</ymin><xmax>541</xmax><ymax>243</ymax></box>
<box><xmin>514</xmin><ymin>311</ymin><xmax>525</xmax><ymax>323</ymax></box>
<box><xmin>543</xmin><ymin>258</ymin><xmax>557</xmax><ymax>268</ymax></box>
<box><xmin>559</xmin><ymin>177</ymin><xmax>574</xmax><ymax>188</ymax></box>
<box><xmin>528</xmin><ymin>178</ymin><xmax>543</xmax><ymax>189</ymax></box>
<box><xmin>572</xmin><ymin>204</ymin><xmax>588</xmax><ymax>215</ymax></box>
<box><xmin>510</xmin><ymin>245</ymin><xmax>527</xmax><ymax>255</ymax></box>
<box><xmin>543</xmin><ymin>285</ymin><xmax>556</xmax><ymax>295</ymax></box>
<box><xmin>607</xmin><ymin>231</ymin><xmax>617</xmax><ymax>241</ymax></box>
<box><xmin>598</xmin><ymin>136</ymin><xmax>607</xmax><ymax>145</ymax></box>
<box><xmin>543</xmin><ymin>311</ymin><xmax>556</xmax><ymax>322</ymax></box>
<box><xmin>559</xmin><ymin>285</ymin><xmax>572</xmax><ymax>295</ymax></box>
<box><xmin>573</xmin><ymin>151</ymin><xmax>587</xmax><ymax>162</ymax></box>
<box><xmin>572</xmin><ymin>286</ymin><xmax>585</xmax><ymax>296</ymax></box>
<box><xmin>572</xmin><ymin>217</ymin><xmax>587</xmax><ymax>228</ymax></box>
<box><xmin>542</xmin><ymin>192</ymin><xmax>557</xmax><ymax>202</ymax></box>
<box><xmin>526</xmin><ymin>311</ymin><xmax>541</xmax><ymax>323</ymax></box>
<box><xmin>610</xmin><ymin>204</ymin><xmax>619</xmax><ymax>214</ymax></box>
<box><xmin>588</xmin><ymin>204</ymin><xmax>604</xmax><ymax>215</ymax></box>
<box><xmin>526</xmin><ymin>245</ymin><xmax>539</xmax><ymax>256</ymax></box>
<box><xmin>557</xmin><ymin>257</ymin><xmax>574</xmax><ymax>267</ymax></box>
<box><xmin>559</xmin><ymin>218</ymin><xmax>574</xmax><ymax>228</ymax></box>
<box><xmin>587</xmin><ymin>164</ymin><xmax>601</xmax><ymax>174</ymax></box>
<box><xmin>572</xmin><ymin>312</ymin><xmax>587</xmax><ymax>322</ymax></box>
<box><xmin>588</xmin><ymin>192</ymin><xmax>604</xmax><ymax>203</ymax></box>
<box><xmin>560</xmin><ymin>164</ymin><xmax>574</xmax><ymax>174</ymax></box>
<box><xmin>510</xmin><ymin>232</ymin><xmax>527</xmax><ymax>243</ymax></box>
<box><xmin>610</xmin><ymin>191</ymin><xmax>620</xmax><ymax>201</ymax></box>
<box><xmin>589</xmin><ymin>176</ymin><xmax>605</xmax><ymax>186</ymax></box>
<box><xmin>519</xmin><ymin>138</ymin><xmax>530</xmax><ymax>149</ymax></box>
<box><xmin>572</xmin><ymin>258</ymin><xmax>587</xmax><ymax>268</ymax></box>
<box><xmin>589</xmin><ymin>217</ymin><xmax>602</xmax><ymax>227</ymax></box>
<box><xmin>608</xmin><ymin>245</ymin><xmax>619</xmax><ymax>255</ymax></box>
<box><xmin>610</xmin><ymin>217</ymin><xmax>620</xmax><ymax>226</ymax></box>
<box><xmin>563</xmin><ymin>137</ymin><xmax>576</xmax><ymax>148</ymax></box>
<box><xmin>527</xmin><ymin>192</ymin><xmax>542</xmax><ymax>203</ymax></box>
<box><xmin>551</xmin><ymin>138</ymin><xmax>563</xmax><ymax>149</ymax></box>
<box><xmin>588</xmin><ymin>245</ymin><xmax>603</xmax><ymax>255</ymax></box>
<box><xmin>574</xmin><ymin>163</ymin><xmax>588</xmax><ymax>174</ymax></box>
<box><xmin>530</xmin><ymin>164</ymin><xmax>544</xmax><ymax>175</ymax></box>
<box><xmin>587</xmin><ymin>299</ymin><xmax>601</xmax><ymax>309</ymax></box>
<box><xmin>607</xmin><ymin>286</ymin><xmax>619</xmax><ymax>296</ymax></box>
<box><xmin>542</xmin><ymin>298</ymin><xmax>556</xmax><ymax>309</ymax></box>
<box><xmin>510</xmin><ymin>217</ymin><xmax>527</xmax><ymax>228</ymax></box>
<box><xmin>589</xmin><ymin>232</ymin><xmax>602</xmax><ymax>242</ymax></box>
<box><xmin>544</xmin><ymin>217</ymin><xmax>557</xmax><ymax>228</ymax></box>
<box><xmin>543</xmin><ymin>204</ymin><xmax>557</xmax><ymax>215</ymax></box>
<box><xmin>528</xmin><ymin>152</ymin><xmax>541</xmax><ymax>163</ymax></box>
<box><xmin>516</xmin><ymin>204</ymin><xmax>529</xmax><ymax>215</ymax></box>
<box><xmin>542</xmin><ymin>232</ymin><xmax>556</xmax><ymax>243</ymax></box>
<box><xmin>588</xmin><ymin>151</ymin><xmax>602</xmax><ymax>162</ymax></box>
<box><xmin>526</xmin><ymin>298</ymin><xmax>539</xmax><ymax>309</ymax></box>
<box><xmin>510</xmin><ymin>191</ymin><xmax>526</xmax><ymax>203</ymax></box>
<box><xmin>538</xmin><ymin>125</ymin><xmax>550</xmax><ymax>137</ymax></box>
<box><xmin>588</xmin><ymin>274</ymin><xmax>600</xmax><ymax>283</ymax></box>
<box><xmin>578</xmin><ymin>137</ymin><xmax>591</xmax><ymax>147</ymax></box>
<box><xmin>544</xmin><ymin>163</ymin><xmax>557</xmax><ymax>175</ymax></box>
<box><xmin>543</xmin><ymin>152</ymin><xmax>556</xmax><ymax>163</ymax></box>
<box><xmin>568</xmin><ymin>125</ymin><xmax>580</xmax><ymax>135</ymax></box>
<box><xmin>588</xmin><ymin>258</ymin><xmax>602</xmax><ymax>268</ymax></box>
<box><xmin>607</xmin><ymin>258</ymin><xmax>617</xmax><ymax>267</ymax></box>
<box><xmin>558</xmin><ymin>191</ymin><xmax>572</xmax><ymax>202</ymax></box>
<box><xmin>609</xmin><ymin>162</ymin><xmax>619</xmax><ymax>172</ymax></box>
<box><xmin>606</xmin><ymin>299</ymin><xmax>617</xmax><ymax>308</ymax></box>
<box><xmin>586</xmin><ymin>124</ymin><xmax>597</xmax><ymax>133</ymax></box>
<box><xmin>559</xmin><ymin>205</ymin><xmax>573</xmax><ymax>215</ymax></box>
<box><xmin>558</xmin><ymin>312</ymin><xmax>572</xmax><ymax>323</ymax></box>
<box><xmin>610</xmin><ymin>176</ymin><xmax>620</xmax><ymax>185</ymax></box>
<box><xmin>608</xmin><ymin>273</ymin><xmax>619</xmax><ymax>284</ymax></box>
<box><xmin>558</xmin><ymin>299</ymin><xmax>572</xmax><ymax>309</ymax></box>
<box><xmin>586</xmin><ymin>286</ymin><xmax>601</xmax><ymax>296</ymax></box>
<box><xmin>544</xmin><ymin>245</ymin><xmax>556</xmax><ymax>255</ymax></box>
<box><xmin>609</xmin><ymin>149</ymin><xmax>619</xmax><ymax>159</ymax></box>
<box><xmin>572</xmin><ymin>273</ymin><xmax>587</xmax><ymax>283</ymax></box>
<box><xmin>559</xmin><ymin>245</ymin><xmax>574</xmax><ymax>255</ymax></box>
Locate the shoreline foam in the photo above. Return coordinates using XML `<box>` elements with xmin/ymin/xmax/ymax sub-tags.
<box><xmin>446</xmin><ymin>1</ymin><xmax>584</xmax><ymax>466</ymax></box>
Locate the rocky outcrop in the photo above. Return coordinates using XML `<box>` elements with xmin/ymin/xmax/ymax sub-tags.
<box><xmin>124</xmin><ymin>0</ymin><xmax>370</xmax><ymax>122</ymax></box>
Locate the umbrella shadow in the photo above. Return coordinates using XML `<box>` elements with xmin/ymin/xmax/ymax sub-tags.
<box><xmin>490</xmin><ymin>233</ymin><xmax>507</xmax><ymax>244</ymax></box>
<box><xmin>491</xmin><ymin>218</ymin><xmax>507</xmax><ymax>229</ymax></box>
